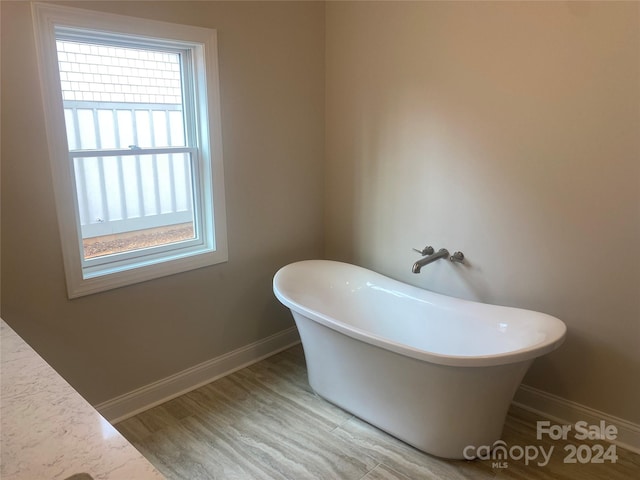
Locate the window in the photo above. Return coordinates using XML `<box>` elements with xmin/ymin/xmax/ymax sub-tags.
<box><xmin>33</xmin><ymin>3</ymin><xmax>228</xmax><ymax>298</ymax></box>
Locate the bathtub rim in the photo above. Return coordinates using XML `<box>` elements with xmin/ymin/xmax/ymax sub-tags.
<box><xmin>273</xmin><ymin>260</ymin><xmax>567</xmax><ymax>368</ymax></box>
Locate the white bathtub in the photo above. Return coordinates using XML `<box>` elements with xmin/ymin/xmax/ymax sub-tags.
<box><xmin>273</xmin><ymin>260</ymin><xmax>566</xmax><ymax>459</ymax></box>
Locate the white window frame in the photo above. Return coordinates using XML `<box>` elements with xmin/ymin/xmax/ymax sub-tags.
<box><xmin>32</xmin><ymin>3</ymin><xmax>228</xmax><ymax>298</ymax></box>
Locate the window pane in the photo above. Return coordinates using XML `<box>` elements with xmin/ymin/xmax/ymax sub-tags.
<box><xmin>152</xmin><ymin>110</ymin><xmax>168</xmax><ymax>147</ymax></box>
<box><xmin>77</xmin><ymin>109</ymin><xmax>97</xmax><ymax>149</ymax></box>
<box><xmin>135</xmin><ymin>110</ymin><xmax>152</xmax><ymax>148</ymax></box>
<box><xmin>169</xmin><ymin>110</ymin><xmax>185</xmax><ymax>146</ymax></box>
<box><xmin>56</xmin><ymin>39</ymin><xmax>186</xmax><ymax>149</ymax></box>
<box><xmin>97</xmin><ymin>110</ymin><xmax>116</xmax><ymax>148</ymax></box>
<box><xmin>116</xmin><ymin>110</ymin><xmax>135</xmax><ymax>148</ymax></box>
<box><xmin>73</xmin><ymin>152</ymin><xmax>195</xmax><ymax>260</ymax></box>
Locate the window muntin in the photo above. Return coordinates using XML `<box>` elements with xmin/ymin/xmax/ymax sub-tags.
<box><xmin>33</xmin><ymin>3</ymin><xmax>228</xmax><ymax>297</ymax></box>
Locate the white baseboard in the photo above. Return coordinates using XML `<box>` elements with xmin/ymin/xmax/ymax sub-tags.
<box><xmin>96</xmin><ymin>327</ymin><xmax>300</xmax><ymax>424</ymax></box>
<box><xmin>513</xmin><ymin>384</ymin><xmax>640</xmax><ymax>455</ymax></box>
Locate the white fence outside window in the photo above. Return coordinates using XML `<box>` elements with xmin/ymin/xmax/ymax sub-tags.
<box><xmin>64</xmin><ymin>101</ymin><xmax>194</xmax><ymax>239</ymax></box>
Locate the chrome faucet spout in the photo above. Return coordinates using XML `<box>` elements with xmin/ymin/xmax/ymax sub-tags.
<box><xmin>412</xmin><ymin>248</ymin><xmax>450</xmax><ymax>274</ymax></box>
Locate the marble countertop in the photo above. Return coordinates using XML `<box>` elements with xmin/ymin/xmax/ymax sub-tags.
<box><xmin>1</xmin><ymin>319</ymin><xmax>164</xmax><ymax>480</ymax></box>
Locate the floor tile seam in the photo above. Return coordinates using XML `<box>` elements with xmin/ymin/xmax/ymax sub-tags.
<box><xmin>356</xmin><ymin>461</ymin><xmax>382</xmax><ymax>480</ymax></box>
<box><xmin>326</xmin><ymin>419</ymin><xmax>399</xmax><ymax>478</ymax></box>
<box><xmin>330</xmin><ymin>413</ymin><xmax>357</xmax><ymax>433</ymax></box>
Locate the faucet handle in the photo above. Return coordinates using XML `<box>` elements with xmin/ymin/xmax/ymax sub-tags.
<box><xmin>450</xmin><ymin>251</ymin><xmax>465</xmax><ymax>263</ymax></box>
<box><xmin>412</xmin><ymin>246</ymin><xmax>435</xmax><ymax>256</ymax></box>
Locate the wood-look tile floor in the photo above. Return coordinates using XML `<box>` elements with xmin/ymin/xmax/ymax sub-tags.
<box><xmin>116</xmin><ymin>345</ymin><xmax>640</xmax><ymax>479</ymax></box>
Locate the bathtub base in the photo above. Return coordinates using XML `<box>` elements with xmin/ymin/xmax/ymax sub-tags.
<box><xmin>293</xmin><ymin>311</ymin><xmax>532</xmax><ymax>459</ymax></box>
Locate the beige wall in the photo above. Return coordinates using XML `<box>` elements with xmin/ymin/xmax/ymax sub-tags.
<box><xmin>325</xmin><ymin>2</ymin><xmax>639</xmax><ymax>423</ymax></box>
<box><xmin>1</xmin><ymin>1</ymin><xmax>325</xmax><ymax>404</ymax></box>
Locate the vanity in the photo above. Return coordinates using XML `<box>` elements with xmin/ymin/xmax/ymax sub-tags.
<box><xmin>1</xmin><ymin>319</ymin><xmax>164</xmax><ymax>479</ymax></box>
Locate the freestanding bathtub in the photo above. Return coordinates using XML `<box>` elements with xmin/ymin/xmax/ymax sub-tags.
<box><xmin>273</xmin><ymin>260</ymin><xmax>566</xmax><ymax>459</ymax></box>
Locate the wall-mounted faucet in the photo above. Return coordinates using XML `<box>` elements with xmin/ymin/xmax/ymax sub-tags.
<box><xmin>412</xmin><ymin>248</ymin><xmax>450</xmax><ymax>274</ymax></box>
<box><xmin>412</xmin><ymin>246</ymin><xmax>465</xmax><ymax>273</ymax></box>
